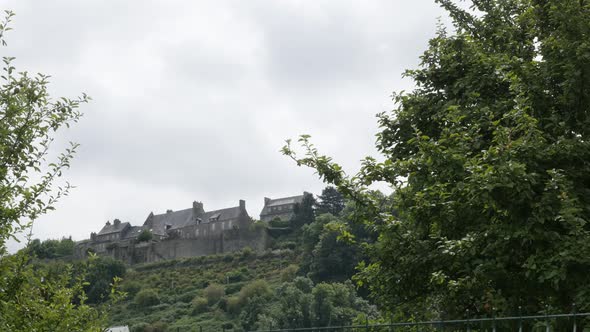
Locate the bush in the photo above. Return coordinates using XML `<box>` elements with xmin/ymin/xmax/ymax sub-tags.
<box><xmin>240</xmin><ymin>247</ymin><xmax>254</xmax><ymax>261</ymax></box>
<box><xmin>269</xmin><ymin>218</ymin><xmax>290</xmax><ymax>228</ymax></box>
<box><xmin>176</xmin><ymin>291</ymin><xmax>197</xmax><ymax>303</ymax></box>
<box><xmin>203</xmin><ymin>283</ymin><xmax>225</xmax><ymax>305</ymax></box>
<box><xmin>191</xmin><ymin>296</ymin><xmax>208</xmax><ymax>314</ymax></box>
<box><xmin>225</xmin><ymin>282</ymin><xmax>244</xmax><ymax>295</ymax></box>
<box><xmin>121</xmin><ymin>281</ymin><xmax>142</xmax><ymax>297</ymax></box>
<box><xmin>136</xmin><ymin>229</ymin><xmax>153</xmax><ymax>243</ymax></box>
<box><xmin>131</xmin><ymin>322</ymin><xmax>149</xmax><ymax>332</ymax></box>
<box><xmin>134</xmin><ymin>289</ymin><xmax>160</xmax><ymax>308</ymax></box>
<box><xmin>235</xmin><ymin>279</ymin><xmax>271</xmax><ymax>307</ymax></box>
<box><xmin>226</xmin><ymin>296</ymin><xmax>241</xmax><ymax>315</ymax></box>
<box><xmin>148</xmin><ymin>321</ymin><xmax>167</xmax><ymax>332</ymax></box>
<box><xmin>277</xmin><ymin>241</ymin><xmax>296</xmax><ymax>250</ymax></box>
<box><xmin>280</xmin><ymin>264</ymin><xmax>299</xmax><ymax>282</ymax></box>
<box><xmin>226</xmin><ymin>268</ymin><xmax>249</xmax><ymax>283</ymax></box>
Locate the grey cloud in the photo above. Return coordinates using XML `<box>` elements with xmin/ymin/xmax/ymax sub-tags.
<box><xmin>3</xmin><ymin>1</ymin><xmax>449</xmax><ymax>253</ymax></box>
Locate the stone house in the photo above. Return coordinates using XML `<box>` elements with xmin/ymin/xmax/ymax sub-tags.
<box><xmin>75</xmin><ymin>199</ymin><xmax>261</xmax><ymax>264</ymax></box>
<box><xmin>259</xmin><ymin>193</ymin><xmax>308</xmax><ymax>222</ymax></box>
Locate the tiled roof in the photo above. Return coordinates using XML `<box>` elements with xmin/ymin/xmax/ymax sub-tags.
<box><xmin>201</xmin><ymin>206</ymin><xmax>242</xmax><ymax>223</ymax></box>
<box><xmin>146</xmin><ymin>205</ymin><xmax>246</xmax><ymax>236</ymax></box>
<box><xmin>123</xmin><ymin>226</ymin><xmax>146</xmax><ymax>239</ymax></box>
<box><xmin>98</xmin><ymin>221</ymin><xmax>130</xmax><ymax>235</ymax></box>
<box><xmin>148</xmin><ymin>208</ymin><xmax>194</xmax><ymax>236</ymax></box>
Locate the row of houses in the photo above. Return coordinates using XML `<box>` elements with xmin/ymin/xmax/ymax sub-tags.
<box><xmin>75</xmin><ymin>193</ymin><xmax>309</xmax><ymax>262</ymax></box>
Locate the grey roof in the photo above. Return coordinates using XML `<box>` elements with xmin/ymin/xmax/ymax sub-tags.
<box><xmin>201</xmin><ymin>206</ymin><xmax>243</xmax><ymax>223</ymax></box>
<box><xmin>148</xmin><ymin>208</ymin><xmax>194</xmax><ymax>235</ymax></box>
<box><xmin>98</xmin><ymin>222</ymin><xmax>130</xmax><ymax>235</ymax></box>
<box><xmin>123</xmin><ymin>226</ymin><xmax>146</xmax><ymax>239</ymax></box>
<box><xmin>147</xmin><ymin>205</ymin><xmax>246</xmax><ymax>236</ymax></box>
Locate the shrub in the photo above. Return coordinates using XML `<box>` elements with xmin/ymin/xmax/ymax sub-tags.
<box><xmin>131</xmin><ymin>322</ymin><xmax>149</xmax><ymax>332</ymax></box>
<box><xmin>240</xmin><ymin>247</ymin><xmax>254</xmax><ymax>261</ymax></box>
<box><xmin>280</xmin><ymin>264</ymin><xmax>299</xmax><ymax>282</ymax></box>
<box><xmin>121</xmin><ymin>281</ymin><xmax>142</xmax><ymax>297</ymax></box>
<box><xmin>136</xmin><ymin>229</ymin><xmax>153</xmax><ymax>243</ymax></box>
<box><xmin>148</xmin><ymin>321</ymin><xmax>167</xmax><ymax>332</ymax></box>
<box><xmin>277</xmin><ymin>241</ymin><xmax>296</xmax><ymax>250</ymax></box>
<box><xmin>176</xmin><ymin>291</ymin><xmax>197</xmax><ymax>303</ymax></box>
<box><xmin>191</xmin><ymin>296</ymin><xmax>208</xmax><ymax>314</ymax></box>
<box><xmin>236</xmin><ymin>279</ymin><xmax>271</xmax><ymax>307</ymax></box>
<box><xmin>225</xmin><ymin>282</ymin><xmax>244</xmax><ymax>295</ymax></box>
<box><xmin>203</xmin><ymin>283</ymin><xmax>225</xmax><ymax>305</ymax></box>
<box><xmin>269</xmin><ymin>218</ymin><xmax>290</xmax><ymax>228</ymax></box>
<box><xmin>134</xmin><ymin>289</ymin><xmax>160</xmax><ymax>308</ymax></box>
<box><xmin>226</xmin><ymin>296</ymin><xmax>241</xmax><ymax>315</ymax></box>
<box><xmin>226</xmin><ymin>268</ymin><xmax>249</xmax><ymax>283</ymax></box>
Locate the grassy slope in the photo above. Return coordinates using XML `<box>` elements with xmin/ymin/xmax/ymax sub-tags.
<box><xmin>109</xmin><ymin>249</ymin><xmax>297</xmax><ymax>331</ymax></box>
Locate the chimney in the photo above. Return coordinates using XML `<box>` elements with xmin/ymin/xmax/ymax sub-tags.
<box><xmin>113</xmin><ymin>219</ymin><xmax>121</xmax><ymax>226</ymax></box>
<box><xmin>105</xmin><ymin>221</ymin><xmax>111</xmax><ymax>226</ymax></box>
<box><xmin>239</xmin><ymin>199</ymin><xmax>246</xmax><ymax>211</ymax></box>
<box><xmin>264</xmin><ymin>197</ymin><xmax>271</xmax><ymax>205</ymax></box>
<box><xmin>166</xmin><ymin>209</ymin><xmax>173</xmax><ymax>214</ymax></box>
<box><xmin>193</xmin><ymin>201</ymin><xmax>204</xmax><ymax>215</ymax></box>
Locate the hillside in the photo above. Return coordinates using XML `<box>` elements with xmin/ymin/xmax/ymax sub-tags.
<box><xmin>108</xmin><ymin>246</ymin><xmax>376</xmax><ymax>332</ymax></box>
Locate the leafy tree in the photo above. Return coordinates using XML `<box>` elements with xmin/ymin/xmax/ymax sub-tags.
<box><xmin>308</xmin><ymin>221</ymin><xmax>360</xmax><ymax>282</ymax></box>
<box><xmin>283</xmin><ymin>0</ymin><xmax>590</xmax><ymax>319</ymax></box>
<box><xmin>0</xmin><ymin>11</ymin><xmax>86</xmax><ymax>252</ymax></box>
<box><xmin>81</xmin><ymin>257</ymin><xmax>126</xmax><ymax>304</ymax></box>
<box><xmin>315</xmin><ymin>186</ymin><xmax>345</xmax><ymax>216</ymax></box>
<box><xmin>26</xmin><ymin>237</ymin><xmax>75</xmax><ymax>259</ymax></box>
<box><xmin>136</xmin><ymin>229</ymin><xmax>153</xmax><ymax>243</ymax></box>
<box><xmin>0</xmin><ymin>252</ymin><xmax>122</xmax><ymax>331</ymax></box>
<box><xmin>291</xmin><ymin>192</ymin><xmax>316</xmax><ymax>228</ymax></box>
<box><xmin>262</xmin><ymin>277</ymin><xmax>375</xmax><ymax>329</ymax></box>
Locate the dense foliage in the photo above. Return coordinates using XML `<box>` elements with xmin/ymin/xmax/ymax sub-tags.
<box><xmin>291</xmin><ymin>192</ymin><xmax>316</xmax><ymax>228</ymax></box>
<box><xmin>315</xmin><ymin>186</ymin><xmax>345</xmax><ymax>216</ymax></box>
<box><xmin>26</xmin><ymin>237</ymin><xmax>75</xmax><ymax>259</ymax></box>
<box><xmin>284</xmin><ymin>0</ymin><xmax>590</xmax><ymax>320</ymax></box>
<box><xmin>107</xmin><ymin>248</ymin><xmax>376</xmax><ymax>331</ymax></box>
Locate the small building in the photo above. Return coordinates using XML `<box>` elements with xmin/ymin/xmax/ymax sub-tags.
<box><xmin>259</xmin><ymin>193</ymin><xmax>307</xmax><ymax>222</ymax></box>
<box><xmin>96</xmin><ymin>219</ymin><xmax>130</xmax><ymax>242</ymax></box>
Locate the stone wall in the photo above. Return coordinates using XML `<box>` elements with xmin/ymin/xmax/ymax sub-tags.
<box><xmin>77</xmin><ymin>225</ymin><xmax>268</xmax><ymax>264</ymax></box>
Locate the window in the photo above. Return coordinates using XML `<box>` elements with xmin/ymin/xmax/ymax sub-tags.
<box><xmin>212</xmin><ymin>223</ymin><xmax>216</xmax><ymax>231</ymax></box>
<box><xmin>195</xmin><ymin>229</ymin><xmax>200</xmax><ymax>237</ymax></box>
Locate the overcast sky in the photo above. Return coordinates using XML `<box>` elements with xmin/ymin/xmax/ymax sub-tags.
<box><xmin>3</xmin><ymin>1</ymin><xmax>448</xmax><ymax>252</ymax></box>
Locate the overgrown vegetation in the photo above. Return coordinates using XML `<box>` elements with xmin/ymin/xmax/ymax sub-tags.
<box><xmin>105</xmin><ymin>246</ymin><xmax>376</xmax><ymax>332</ymax></box>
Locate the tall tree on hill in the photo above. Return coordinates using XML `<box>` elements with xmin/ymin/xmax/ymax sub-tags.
<box><xmin>315</xmin><ymin>186</ymin><xmax>345</xmax><ymax>216</ymax></box>
<box><xmin>284</xmin><ymin>0</ymin><xmax>590</xmax><ymax>319</ymax></box>
<box><xmin>291</xmin><ymin>192</ymin><xmax>316</xmax><ymax>229</ymax></box>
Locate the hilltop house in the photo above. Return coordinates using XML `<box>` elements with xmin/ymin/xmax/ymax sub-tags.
<box><xmin>259</xmin><ymin>193</ymin><xmax>308</xmax><ymax>222</ymax></box>
<box><xmin>75</xmin><ymin>199</ymin><xmax>260</xmax><ymax>263</ymax></box>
